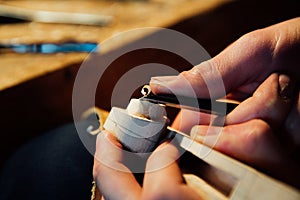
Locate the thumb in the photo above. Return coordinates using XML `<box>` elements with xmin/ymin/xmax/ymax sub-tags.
<box><xmin>150</xmin><ymin>30</ymin><xmax>274</xmax><ymax>99</ymax></box>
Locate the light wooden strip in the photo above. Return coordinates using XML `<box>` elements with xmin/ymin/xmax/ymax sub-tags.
<box><xmin>0</xmin><ymin>4</ymin><xmax>112</xmax><ymax>26</ymax></box>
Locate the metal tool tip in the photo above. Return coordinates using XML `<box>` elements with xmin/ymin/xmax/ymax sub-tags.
<box><xmin>141</xmin><ymin>85</ymin><xmax>151</xmax><ymax>97</ymax></box>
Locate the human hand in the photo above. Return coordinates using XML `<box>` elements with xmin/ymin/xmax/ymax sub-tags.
<box><xmin>191</xmin><ymin>73</ymin><xmax>300</xmax><ymax>188</ymax></box>
<box><xmin>150</xmin><ymin>17</ymin><xmax>300</xmax><ymax>100</ymax></box>
<box><xmin>93</xmin><ymin>131</ymin><xmax>203</xmax><ymax>200</ymax></box>
<box><xmin>93</xmin><ymin>18</ymin><xmax>300</xmax><ymax>200</ymax></box>
<box><xmin>149</xmin><ymin>18</ymin><xmax>300</xmax><ymax>187</ymax></box>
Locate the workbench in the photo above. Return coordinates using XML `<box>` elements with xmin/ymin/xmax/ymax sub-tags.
<box><xmin>0</xmin><ymin>0</ymin><xmax>228</xmax><ymax>165</ymax></box>
<box><xmin>0</xmin><ymin>0</ymin><xmax>299</xmax><ymax>167</ymax></box>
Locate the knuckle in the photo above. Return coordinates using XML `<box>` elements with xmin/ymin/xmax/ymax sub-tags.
<box><xmin>180</xmin><ymin>69</ymin><xmax>201</xmax><ymax>83</ymax></box>
<box><xmin>238</xmin><ymin>29</ymin><xmax>264</xmax><ymax>47</ymax></box>
<box><xmin>242</xmin><ymin>120</ymin><xmax>271</xmax><ymax>154</ymax></box>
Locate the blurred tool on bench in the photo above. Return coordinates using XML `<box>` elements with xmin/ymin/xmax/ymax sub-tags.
<box><xmin>0</xmin><ymin>4</ymin><xmax>113</xmax><ymax>26</ymax></box>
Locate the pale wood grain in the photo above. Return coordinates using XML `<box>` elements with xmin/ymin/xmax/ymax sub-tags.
<box><xmin>0</xmin><ymin>0</ymin><xmax>226</xmax><ymax>91</ymax></box>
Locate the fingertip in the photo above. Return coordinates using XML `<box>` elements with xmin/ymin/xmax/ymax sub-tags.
<box><xmin>103</xmin><ymin>130</ymin><xmax>118</xmax><ymax>142</ymax></box>
<box><xmin>146</xmin><ymin>142</ymin><xmax>180</xmax><ymax>173</ymax></box>
<box><xmin>150</xmin><ymin>72</ymin><xmax>206</xmax><ymax>97</ymax></box>
<box><xmin>190</xmin><ymin>125</ymin><xmax>207</xmax><ymax>138</ymax></box>
<box><xmin>190</xmin><ymin>125</ymin><xmax>223</xmax><ymax>149</ymax></box>
<box><xmin>94</xmin><ymin>130</ymin><xmax>124</xmax><ymax>165</ymax></box>
<box><xmin>149</xmin><ymin>60</ymin><xmax>228</xmax><ymax>98</ymax></box>
<box><xmin>149</xmin><ymin>76</ymin><xmax>176</xmax><ymax>94</ymax></box>
<box><xmin>97</xmin><ymin>130</ymin><xmax>123</xmax><ymax>149</ymax></box>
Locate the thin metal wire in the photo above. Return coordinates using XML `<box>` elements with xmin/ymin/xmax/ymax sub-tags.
<box><xmin>141</xmin><ymin>85</ymin><xmax>151</xmax><ymax>97</ymax></box>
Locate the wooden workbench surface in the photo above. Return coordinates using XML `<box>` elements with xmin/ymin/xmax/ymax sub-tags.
<box><xmin>0</xmin><ymin>0</ymin><xmax>226</xmax><ymax>91</ymax></box>
<box><xmin>1</xmin><ymin>0</ymin><xmax>299</xmax><ymax>169</ymax></box>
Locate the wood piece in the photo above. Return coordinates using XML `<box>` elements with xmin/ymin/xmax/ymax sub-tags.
<box><xmin>183</xmin><ymin>174</ymin><xmax>227</xmax><ymax>200</ymax></box>
<box><xmin>126</xmin><ymin>98</ymin><xmax>166</xmax><ymax>121</ymax></box>
<box><xmin>103</xmin><ymin>100</ymin><xmax>300</xmax><ymax>198</ymax></box>
<box><xmin>173</xmin><ymin>131</ymin><xmax>300</xmax><ymax>200</ymax></box>
<box><xmin>98</xmin><ymin>100</ymin><xmax>300</xmax><ymax>199</ymax></box>
<box><xmin>82</xmin><ymin>107</ymin><xmax>109</xmax><ymax>135</ymax></box>
<box><xmin>0</xmin><ymin>0</ymin><xmax>226</xmax><ymax>91</ymax></box>
<box><xmin>0</xmin><ymin>4</ymin><xmax>112</xmax><ymax>26</ymax></box>
<box><xmin>0</xmin><ymin>53</ymin><xmax>88</xmax><ymax>91</ymax></box>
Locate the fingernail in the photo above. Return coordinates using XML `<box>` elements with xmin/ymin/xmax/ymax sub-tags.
<box><xmin>150</xmin><ymin>76</ymin><xmax>177</xmax><ymax>86</ymax></box>
<box><xmin>190</xmin><ymin>126</ymin><xmax>212</xmax><ymax>144</ymax></box>
<box><xmin>150</xmin><ymin>76</ymin><xmax>178</xmax><ymax>94</ymax></box>
<box><xmin>101</xmin><ymin>130</ymin><xmax>116</xmax><ymax>141</ymax></box>
<box><xmin>190</xmin><ymin>126</ymin><xmax>206</xmax><ymax>137</ymax></box>
<box><xmin>279</xmin><ymin>74</ymin><xmax>294</xmax><ymax>100</ymax></box>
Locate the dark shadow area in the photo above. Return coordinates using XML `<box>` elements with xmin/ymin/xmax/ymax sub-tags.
<box><xmin>171</xmin><ymin>0</ymin><xmax>300</xmax><ymax>57</ymax></box>
<box><xmin>0</xmin><ymin>121</ymin><xmax>96</xmax><ymax>200</ymax></box>
<box><xmin>0</xmin><ymin>16</ymin><xmax>28</xmax><ymax>24</ymax></box>
<box><xmin>0</xmin><ymin>63</ymin><xmax>81</xmax><ymax>167</ymax></box>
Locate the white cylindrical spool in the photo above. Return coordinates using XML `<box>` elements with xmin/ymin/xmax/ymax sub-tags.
<box><xmin>126</xmin><ymin>98</ymin><xmax>166</xmax><ymax>122</ymax></box>
<box><xmin>104</xmin><ymin>99</ymin><xmax>168</xmax><ymax>153</ymax></box>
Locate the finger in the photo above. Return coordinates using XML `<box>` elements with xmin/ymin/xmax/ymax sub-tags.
<box><xmin>171</xmin><ymin>109</ymin><xmax>216</xmax><ymax>134</ymax></box>
<box><xmin>225</xmin><ymin>82</ymin><xmax>260</xmax><ymax>101</ymax></box>
<box><xmin>225</xmin><ymin>73</ymin><xmax>295</xmax><ymax>128</ymax></box>
<box><xmin>151</xmin><ymin>18</ymin><xmax>300</xmax><ymax>99</ymax></box>
<box><xmin>142</xmin><ymin>142</ymin><xmax>202</xmax><ymax>200</ymax></box>
<box><xmin>191</xmin><ymin>120</ymin><xmax>285</xmax><ymax>166</ymax></box>
<box><xmin>190</xmin><ymin>120</ymin><xmax>300</xmax><ymax>187</ymax></box>
<box><xmin>150</xmin><ymin>29</ymin><xmax>275</xmax><ymax>98</ymax></box>
<box><xmin>93</xmin><ymin>131</ymin><xmax>141</xmax><ymax>200</ymax></box>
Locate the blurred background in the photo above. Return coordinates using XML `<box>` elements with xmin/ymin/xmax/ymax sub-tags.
<box><xmin>0</xmin><ymin>0</ymin><xmax>299</xmax><ymax>168</ymax></box>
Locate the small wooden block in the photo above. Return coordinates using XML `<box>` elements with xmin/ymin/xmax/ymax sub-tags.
<box><xmin>126</xmin><ymin>98</ymin><xmax>166</xmax><ymax>121</ymax></box>
<box><xmin>104</xmin><ymin>99</ymin><xmax>168</xmax><ymax>153</ymax></box>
